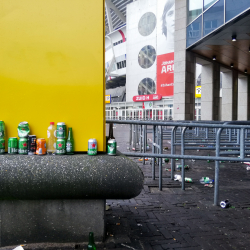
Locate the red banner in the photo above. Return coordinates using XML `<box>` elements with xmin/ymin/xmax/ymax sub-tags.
<box><xmin>133</xmin><ymin>94</ymin><xmax>162</xmax><ymax>102</ymax></box>
<box><xmin>157</xmin><ymin>52</ymin><xmax>174</xmax><ymax>96</ymax></box>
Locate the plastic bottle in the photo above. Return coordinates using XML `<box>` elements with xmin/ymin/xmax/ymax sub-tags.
<box><xmin>47</xmin><ymin>122</ymin><xmax>57</xmax><ymax>154</ymax></box>
<box><xmin>199</xmin><ymin>177</ymin><xmax>214</xmax><ymax>184</ymax></box>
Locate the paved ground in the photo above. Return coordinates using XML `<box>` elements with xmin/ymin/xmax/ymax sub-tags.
<box><xmin>3</xmin><ymin>124</ymin><xmax>250</xmax><ymax>250</ymax></box>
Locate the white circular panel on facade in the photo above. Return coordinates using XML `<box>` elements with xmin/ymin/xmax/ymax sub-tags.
<box><xmin>138</xmin><ymin>78</ymin><xmax>156</xmax><ymax>95</ymax></box>
<box><xmin>138</xmin><ymin>12</ymin><xmax>157</xmax><ymax>36</ymax></box>
<box><xmin>138</xmin><ymin>45</ymin><xmax>156</xmax><ymax>69</ymax></box>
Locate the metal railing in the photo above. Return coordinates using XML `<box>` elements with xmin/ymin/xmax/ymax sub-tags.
<box><xmin>106</xmin><ymin>119</ymin><xmax>250</xmax><ymax>206</ymax></box>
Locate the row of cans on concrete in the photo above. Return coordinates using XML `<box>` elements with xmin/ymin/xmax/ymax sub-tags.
<box><xmin>6</xmin><ymin>136</ymin><xmax>75</xmax><ymax>155</ymax></box>
<box><xmin>87</xmin><ymin>138</ymin><xmax>117</xmax><ymax>156</ymax></box>
<box><xmin>5</xmin><ymin>137</ymin><xmax>117</xmax><ymax>155</ymax></box>
<box><xmin>7</xmin><ymin>136</ymin><xmax>44</xmax><ymax>155</ymax></box>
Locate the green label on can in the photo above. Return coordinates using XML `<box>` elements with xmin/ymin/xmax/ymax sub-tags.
<box><xmin>8</xmin><ymin>147</ymin><xmax>18</xmax><ymax>154</ymax></box>
<box><xmin>0</xmin><ymin>121</ymin><xmax>5</xmax><ymax>138</ymax></box>
<box><xmin>0</xmin><ymin>138</ymin><xmax>5</xmax><ymax>154</ymax></box>
<box><xmin>18</xmin><ymin>138</ymin><xmax>28</xmax><ymax>154</ymax></box>
<box><xmin>56</xmin><ymin>139</ymin><xmax>66</xmax><ymax>154</ymax></box>
<box><xmin>18</xmin><ymin>122</ymin><xmax>30</xmax><ymax>137</ymax></box>
<box><xmin>107</xmin><ymin>140</ymin><xmax>116</xmax><ymax>155</ymax></box>
<box><xmin>8</xmin><ymin>138</ymin><xmax>18</xmax><ymax>154</ymax></box>
<box><xmin>56</xmin><ymin>124</ymin><xmax>66</xmax><ymax>139</ymax></box>
<box><xmin>88</xmin><ymin>149</ymin><xmax>97</xmax><ymax>155</ymax></box>
<box><xmin>0</xmin><ymin>138</ymin><xmax>5</xmax><ymax>149</ymax></box>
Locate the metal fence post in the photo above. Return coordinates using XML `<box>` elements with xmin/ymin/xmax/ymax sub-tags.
<box><xmin>132</xmin><ymin>124</ymin><xmax>136</xmax><ymax>150</ymax></box>
<box><xmin>240</xmin><ymin>128</ymin><xmax>245</xmax><ymax>159</ymax></box>
<box><xmin>159</xmin><ymin>125</ymin><xmax>163</xmax><ymax>191</ymax></box>
<box><xmin>214</xmin><ymin>127</ymin><xmax>223</xmax><ymax>206</ymax></box>
<box><xmin>171</xmin><ymin>126</ymin><xmax>177</xmax><ymax>180</ymax></box>
<box><xmin>152</xmin><ymin>125</ymin><xmax>156</xmax><ymax>180</ymax></box>
<box><xmin>140</xmin><ymin>125</ymin><xmax>142</xmax><ymax>153</ymax></box>
<box><xmin>181</xmin><ymin>127</ymin><xmax>187</xmax><ymax>190</ymax></box>
<box><xmin>129</xmin><ymin>124</ymin><xmax>132</xmax><ymax>147</ymax></box>
<box><xmin>143</xmin><ymin>125</ymin><xmax>146</xmax><ymax>165</ymax></box>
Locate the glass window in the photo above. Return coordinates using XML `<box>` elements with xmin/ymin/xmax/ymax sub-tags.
<box><xmin>138</xmin><ymin>78</ymin><xmax>156</xmax><ymax>95</ymax></box>
<box><xmin>138</xmin><ymin>45</ymin><xmax>156</xmax><ymax>69</ymax></box>
<box><xmin>204</xmin><ymin>0</ymin><xmax>218</xmax><ymax>10</ymax></box>
<box><xmin>138</xmin><ymin>12</ymin><xmax>157</xmax><ymax>36</ymax></box>
<box><xmin>187</xmin><ymin>0</ymin><xmax>203</xmax><ymax>24</ymax></box>
<box><xmin>186</xmin><ymin>15</ymin><xmax>202</xmax><ymax>47</ymax></box>
<box><xmin>226</xmin><ymin>0</ymin><xmax>250</xmax><ymax>22</ymax></box>
<box><xmin>203</xmin><ymin>0</ymin><xmax>224</xmax><ymax>36</ymax></box>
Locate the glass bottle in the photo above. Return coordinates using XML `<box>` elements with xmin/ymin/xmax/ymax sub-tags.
<box><xmin>66</xmin><ymin>127</ymin><xmax>74</xmax><ymax>154</ymax></box>
<box><xmin>108</xmin><ymin>123</ymin><xmax>115</xmax><ymax>140</ymax></box>
<box><xmin>87</xmin><ymin>232</ymin><xmax>96</xmax><ymax>250</ymax></box>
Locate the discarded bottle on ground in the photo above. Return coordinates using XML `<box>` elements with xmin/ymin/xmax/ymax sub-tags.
<box><xmin>199</xmin><ymin>177</ymin><xmax>214</xmax><ymax>184</ymax></box>
<box><xmin>87</xmin><ymin>232</ymin><xmax>97</xmax><ymax>250</ymax></box>
<box><xmin>164</xmin><ymin>158</ymin><xmax>169</xmax><ymax>163</ymax></box>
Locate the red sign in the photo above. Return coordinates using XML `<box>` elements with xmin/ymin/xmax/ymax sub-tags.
<box><xmin>157</xmin><ymin>52</ymin><xmax>174</xmax><ymax>96</ymax></box>
<box><xmin>133</xmin><ymin>94</ymin><xmax>162</xmax><ymax>102</ymax></box>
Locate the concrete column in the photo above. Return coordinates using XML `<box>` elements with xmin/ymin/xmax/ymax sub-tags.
<box><xmin>200</xmin><ymin>60</ymin><xmax>220</xmax><ymax>120</ymax></box>
<box><xmin>238</xmin><ymin>74</ymin><xmax>248</xmax><ymax>120</ymax></box>
<box><xmin>232</xmin><ymin>70</ymin><xmax>238</xmax><ymax>121</ymax></box>
<box><xmin>221</xmin><ymin>69</ymin><xmax>238</xmax><ymax>121</ymax></box>
<box><xmin>174</xmin><ymin>0</ymin><xmax>195</xmax><ymax>120</ymax></box>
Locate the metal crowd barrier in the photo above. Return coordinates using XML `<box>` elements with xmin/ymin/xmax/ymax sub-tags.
<box><xmin>106</xmin><ymin>119</ymin><xmax>250</xmax><ymax>206</ymax></box>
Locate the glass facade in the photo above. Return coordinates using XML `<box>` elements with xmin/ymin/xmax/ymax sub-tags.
<box><xmin>203</xmin><ymin>0</ymin><xmax>224</xmax><ymax>36</ymax></box>
<box><xmin>187</xmin><ymin>0</ymin><xmax>250</xmax><ymax>47</ymax></box>
<box><xmin>187</xmin><ymin>0</ymin><xmax>203</xmax><ymax>24</ymax></box>
<box><xmin>226</xmin><ymin>0</ymin><xmax>250</xmax><ymax>22</ymax></box>
<box><xmin>204</xmin><ymin>0</ymin><xmax>217</xmax><ymax>10</ymax></box>
<box><xmin>187</xmin><ymin>16</ymin><xmax>202</xmax><ymax>47</ymax></box>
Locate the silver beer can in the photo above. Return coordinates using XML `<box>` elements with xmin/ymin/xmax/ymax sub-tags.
<box><xmin>88</xmin><ymin>139</ymin><xmax>97</xmax><ymax>156</ymax></box>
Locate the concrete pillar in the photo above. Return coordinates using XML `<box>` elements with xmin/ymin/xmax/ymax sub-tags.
<box><xmin>232</xmin><ymin>70</ymin><xmax>238</xmax><ymax>121</ymax></box>
<box><xmin>199</xmin><ymin>60</ymin><xmax>220</xmax><ymax>121</ymax></box>
<box><xmin>238</xmin><ymin>74</ymin><xmax>249</xmax><ymax>120</ymax></box>
<box><xmin>174</xmin><ymin>0</ymin><xmax>195</xmax><ymax>120</ymax></box>
<box><xmin>221</xmin><ymin>68</ymin><xmax>238</xmax><ymax>121</ymax></box>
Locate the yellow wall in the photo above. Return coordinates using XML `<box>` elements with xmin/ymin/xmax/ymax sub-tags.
<box><xmin>0</xmin><ymin>0</ymin><xmax>105</xmax><ymax>152</ymax></box>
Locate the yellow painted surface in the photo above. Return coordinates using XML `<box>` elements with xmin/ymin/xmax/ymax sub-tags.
<box><xmin>195</xmin><ymin>86</ymin><xmax>201</xmax><ymax>98</ymax></box>
<box><xmin>0</xmin><ymin>0</ymin><xmax>105</xmax><ymax>152</ymax></box>
<box><xmin>105</xmin><ymin>95</ymin><xmax>111</xmax><ymax>104</ymax></box>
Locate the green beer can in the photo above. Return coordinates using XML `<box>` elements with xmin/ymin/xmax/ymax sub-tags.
<box><xmin>18</xmin><ymin>137</ymin><xmax>28</xmax><ymax>155</ymax></box>
<box><xmin>18</xmin><ymin>121</ymin><xmax>30</xmax><ymax>138</ymax></box>
<box><xmin>0</xmin><ymin>138</ymin><xmax>5</xmax><ymax>154</ymax></box>
<box><xmin>107</xmin><ymin>139</ymin><xmax>117</xmax><ymax>156</ymax></box>
<box><xmin>0</xmin><ymin>121</ymin><xmax>5</xmax><ymax>138</ymax></box>
<box><xmin>56</xmin><ymin>122</ymin><xmax>66</xmax><ymax>139</ymax></box>
<box><xmin>8</xmin><ymin>137</ymin><xmax>18</xmax><ymax>154</ymax></box>
<box><xmin>56</xmin><ymin>139</ymin><xmax>66</xmax><ymax>155</ymax></box>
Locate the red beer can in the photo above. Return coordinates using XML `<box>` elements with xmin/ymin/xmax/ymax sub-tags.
<box><xmin>36</xmin><ymin>138</ymin><xmax>47</xmax><ymax>155</ymax></box>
